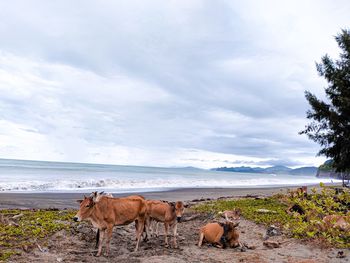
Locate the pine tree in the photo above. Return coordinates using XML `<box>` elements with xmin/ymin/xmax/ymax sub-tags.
<box><xmin>300</xmin><ymin>29</ymin><xmax>350</xmax><ymax>187</ymax></box>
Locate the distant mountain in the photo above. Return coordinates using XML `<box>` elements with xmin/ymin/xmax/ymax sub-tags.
<box><xmin>290</xmin><ymin>166</ymin><xmax>318</xmax><ymax>176</ymax></box>
<box><xmin>214</xmin><ymin>166</ymin><xmax>264</xmax><ymax>173</ymax></box>
<box><xmin>212</xmin><ymin>165</ymin><xmax>318</xmax><ymax>176</ymax></box>
<box><xmin>264</xmin><ymin>165</ymin><xmax>292</xmax><ymax>174</ymax></box>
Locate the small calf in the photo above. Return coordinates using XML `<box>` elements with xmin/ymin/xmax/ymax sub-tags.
<box><xmin>145</xmin><ymin>200</ymin><xmax>185</xmax><ymax>248</ymax></box>
<box><xmin>198</xmin><ymin>221</ymin><xmax>240</xmax><ymax>249</ymax></box>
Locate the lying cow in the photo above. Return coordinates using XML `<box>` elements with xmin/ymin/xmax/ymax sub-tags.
<box><xmin>198</xmin><ymin>221</ymin><xmax>240</xmax><ymax>249</ymax></box>
<box><xmin>145</xmin><ymin>200</ymin><xmax>185</xmax><ymax>248</ymax></box>
<box><xmin>73</xmin><ymin>195</ymin><xmax>147</xmax><ymax>256</ymax></box>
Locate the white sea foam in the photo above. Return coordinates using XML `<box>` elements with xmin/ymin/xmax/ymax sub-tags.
<box><xmin>0</xmin><ymin>176</ymin><xmax>337</xmax><ymax>192</ymax></box>
<box><xmin>0</xmin><ymin>159</ymin><xmax>339</xmax><ymax>192</ymax></box>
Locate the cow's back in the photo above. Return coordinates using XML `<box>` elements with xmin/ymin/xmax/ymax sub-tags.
<box><xmin>99</xmin><ymin>196</ymin><xmax>146</xmax><ymax>226</ymax></box>
<box><xmin>146</xmin><ymin>200</ymin><xmax>169</xmax><ymax>221</ymax></box>
<box><xmin>201</xmin><ymin>223</ymin><xmax>223</xmax><ymax>243</ymax></box>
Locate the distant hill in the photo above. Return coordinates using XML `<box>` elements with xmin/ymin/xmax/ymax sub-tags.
<box><xmin>212</xmin><ymin>165</ymin><xmax>318</xmax><ymax>176</ymax></box>
<box><xmin>316</xmin><ymin>160</ymin><xmax>349</xmax><ymax>180</ymax></box>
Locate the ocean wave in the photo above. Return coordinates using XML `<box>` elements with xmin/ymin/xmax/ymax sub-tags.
<box><xmin>0</xmin><ymin>177</ymin><xmax>338</xmax><ymax>192</ymax></box>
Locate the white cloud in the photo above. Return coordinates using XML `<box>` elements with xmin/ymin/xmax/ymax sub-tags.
<box><xmin>0</xmin><ymin>0</ymin><xmax>348</xmax><ymax>168</ymax></box>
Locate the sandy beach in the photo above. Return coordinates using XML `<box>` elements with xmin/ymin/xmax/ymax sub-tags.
<box><xmin>0</xmin><ymin>185</ymin><xmax>318</xmax><ymax>209</ymax></box>
<box><xmin>1</xmin><ymin>184</ymin><xmax>348</xmax><ymax>263</ymax></box>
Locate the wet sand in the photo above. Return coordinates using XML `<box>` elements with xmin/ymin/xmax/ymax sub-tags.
<box><xmin>0</xmin><ymin>185</ymin><xmax>313</xmax><ymax>209</ymax></box>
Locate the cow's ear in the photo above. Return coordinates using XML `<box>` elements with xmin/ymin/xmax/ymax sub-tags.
<box><xmin>99</xmin><ymin>191</ymin><xmax>104</xmax><ymax>195</ymax></box>
<box><xmin>77</xmin><ymin>199</ymin><xmax>83</xmax><ymax>203</ymax></box>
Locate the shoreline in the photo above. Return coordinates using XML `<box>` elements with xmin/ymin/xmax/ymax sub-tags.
<box><xmin>0</xmin><ymin>184</ymin><xmax>332</xmax><ymax>209</ymax></box>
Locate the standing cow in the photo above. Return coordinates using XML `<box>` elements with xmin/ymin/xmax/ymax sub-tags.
<box><xmin>145</xmin><ymin>200</ymin><xmax>185</xmax><ymax>248</ymax></box>
<box><xmin>73</xmin><ymin>195</ymin><xmax>146</xmax><ymax>256</ymax></box>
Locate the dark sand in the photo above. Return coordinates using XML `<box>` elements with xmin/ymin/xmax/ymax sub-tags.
<box><xmin>0</xmin><ymin>186</ymin><xmax>310</xmax><ymax>209</ymax></box>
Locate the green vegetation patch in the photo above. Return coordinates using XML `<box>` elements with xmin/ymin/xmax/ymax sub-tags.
<box><xmin>195</xmin><ymin>197</ymin><xmax>290</xmax><ymax>226</ymax></box>
<box><xmin>194</xmin><ymin>184</ymin><xmax>350</xmax><ymax>248</ymax></box>
<box><xmin>0</xmin><ymin>209</ymin><xmax>76</xmax><ymax>261</ymax></box>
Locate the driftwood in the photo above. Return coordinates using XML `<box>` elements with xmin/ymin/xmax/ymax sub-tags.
<box><xmin>182</xmin><ymin>214</ymin><xmax>201</xmax><ymax>222</ymax></box>
<box><xmin>218</xmin><ymin>209</ymin><xmax>241</xmax><ymax>221</ymax></box>
<box><xmin>67</xmin><ymin>249</ymin><xmax>90</xmax><ymax>255</ymax></box>
<box><xmin>256</xmin><ymin>209</ymin><xmax>277</xmax><ymax>214</ymax></box>
<box><xmin>12</xmin><ymin>213</ymin><xmax>24</xmax><ymax>220</ymax></box>
<box><xmin>263</xmin><ymin>240</ymin><xmax>281</xmax><ymax>248</ymax></box>
<box><xmin>0</xmin><ymin>214</ymin><xmax>19</xmax><ymax>226</ymax></box>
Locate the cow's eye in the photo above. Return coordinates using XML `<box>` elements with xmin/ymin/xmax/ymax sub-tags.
<box><xmin>85</xmin><ymin>205</ymin><xmax>90</xmax><ymax>207</ymax></box>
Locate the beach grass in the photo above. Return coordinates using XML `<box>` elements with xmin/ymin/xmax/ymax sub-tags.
<box><xmin>194</xmin><ymin>184</ymin><xmax>350</xmax><ymax>248</ymax></box>
<box><xmin>0</xmin><ymin>209</ymin><xmax>76</xmax><ymax>261</ymax></box>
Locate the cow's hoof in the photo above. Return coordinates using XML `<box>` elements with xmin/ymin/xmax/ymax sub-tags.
<box><xmin>95</xmin><ymin>253</ymin><xmax>101</xmax><ymax>257</ymax></box>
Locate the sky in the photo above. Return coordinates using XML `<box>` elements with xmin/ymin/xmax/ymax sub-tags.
<box><xmin>0</xmin><ymin>0</ymin><xmax>349</xmax><ymax>169</ymax></box>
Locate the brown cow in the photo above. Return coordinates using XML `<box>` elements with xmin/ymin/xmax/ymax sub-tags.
<box><xmin>73</xmin><ymin>195</ymin><xmax>146</xmax><ymax>256</ymax></box>
<box><xmin>198</xmin><ymin>221</ymin><xmax>240</xmax><ymax>249</ymax></box>
<box><xmin>90</xmin><ymin>192</ymin><xmax>146</xmax><ymax>249</ymax></box>
<box><xmin>145</xmin><ymin>200</ymin><xmax>185</xmax><ymax>248</ymax></box>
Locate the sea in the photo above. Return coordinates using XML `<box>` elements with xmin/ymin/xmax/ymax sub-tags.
<box><xmin>0</xmin><ymin>159</ymin><xmax>337</xmax><ymax>193</ymax></box>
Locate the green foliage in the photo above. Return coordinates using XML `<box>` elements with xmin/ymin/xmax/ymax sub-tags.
<box><xmin>0</xmin><ymin>209</ymin><xmax>76</xmax><ymax>262</ymax></box>
<box><xmin>194</xmin><ymin>185</ymin><xmax>350</xmax><ymax>248</ymax></box>
<box><xmin>195</xmin><ymin>197</ymin><xmax>290</xmax><ymax>226</ymax></box>
<box><xmin>319</xmin><ymin>160</ymin><xmax>334</xmax><ymax>172</ymax></box>
<box><xmin>300</xmin><ymin>29</ymin><xmax>350</xmax><ymax>181</ymax></box>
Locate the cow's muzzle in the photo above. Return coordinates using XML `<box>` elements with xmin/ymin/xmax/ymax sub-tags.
<box><xmin>177</xmin><ymin>216</ymin><xmax>182</xmax><ymax>223</ymax></box>
<box><xmin>73</xmin><ymin>216</ymin><xmax>79</xmax><ymax>222</ymax></box>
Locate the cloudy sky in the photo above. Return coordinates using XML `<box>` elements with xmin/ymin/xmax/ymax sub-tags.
<box><xmin>0</xmin><ymin>0</ymin><xmax>349</xmax><ymax>168</ymax></box>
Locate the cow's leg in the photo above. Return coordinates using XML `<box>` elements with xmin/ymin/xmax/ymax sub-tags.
<box><xmin>134</xmin><ymin>220</ymin><xmax>139</xmax><ymax>241</ymax></box>
<box><xmin>149</xmin><ymin>218</ymin><xmax>154</xmax><ymax>237</ymax></box>
<box><xmin>164</xmin><ymin>223</ymin><xmax>169</xmax><ymax>248</ymax></box>
<box><xmin>95</xmin><ymin>229</ymin><xmax>100</xmax><ymax>249</ymax></box>
<box><xmin>155</xmin><ymin>221</ymin><xmax>159</xmax><ymax>237</ymax></box>
<box><xmin>96</xmin><ymin>229</ymin><xmax>105</xmax><ymax>257</ymax></box>
<box><xmin>141</xmin><ymin>218</ymin><xmax>148</xmax><ymax>242</ymax></box>
<box><xmin>172</xmin><ymin>223</ymin><xmax>178</xmax><ymax>248</ymax></box>
<box><xmin>105</xmin><ymin>225</ymin><xmax>113</xmax><ymax>257</ymax></box>
<box><xmin>135</xmin><ymin>218</ymin><xmax>145</xmax><ymax>252</ymax></box>
<box><xmin>144</xmin><ymin>217</ymin><xmax>150</xmax><ymax>241</ymax></box>
<box><xmin>198</xmin><ymin>231</ymin><xmax>204</xmax><ymax>247</ymax></box>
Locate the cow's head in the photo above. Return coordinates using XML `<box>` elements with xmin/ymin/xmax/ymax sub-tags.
<box><xmin>90</xmin><ymin>191</ymin><xmax>106</xmax><ymax>202</ymax></box>
<box><xmin>226</xmin><ymin>221</ymin><xmax>240</xmax><ymax>247</ymax></box>
<box><xmin>73</xmin><ymin>195</ymin><xmax>95</xmax><ymax>222</ymax></box>
<box><xmin>175</xmin><ymin>201</ymin><xmax>185</xmax><ymax>222</ymax></box>
<box><xmin>227</xmin><ymin>221</ymin><xmax>239</xmax><ymax>230</ymax></box>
